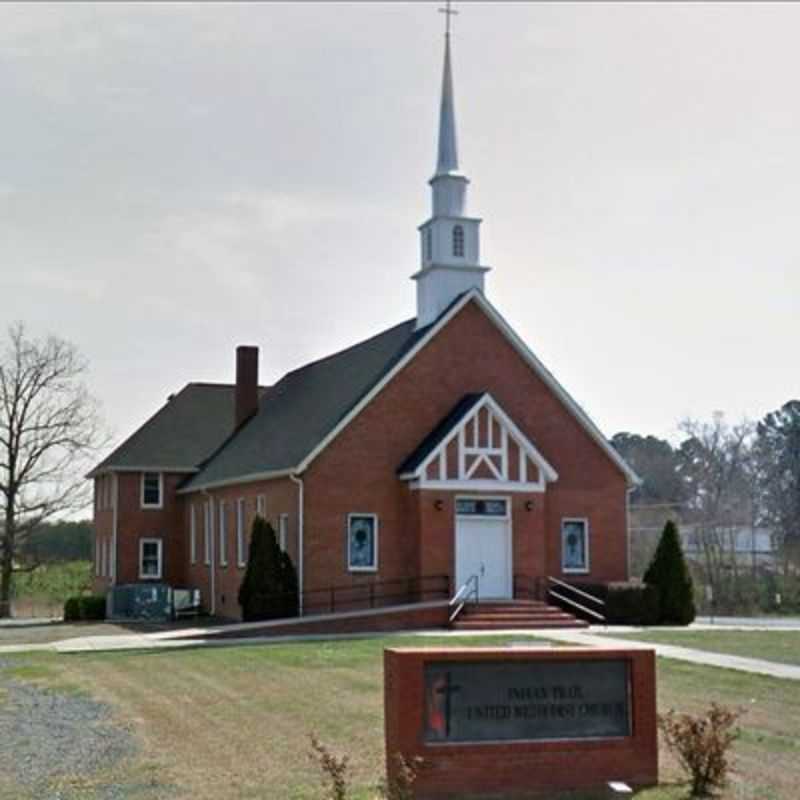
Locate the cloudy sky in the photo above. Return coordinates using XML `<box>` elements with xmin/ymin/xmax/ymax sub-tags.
<box><xmin>1</xmin><ymin>2</ymin><xmax>798</xmax><ymax>455</ymax></box>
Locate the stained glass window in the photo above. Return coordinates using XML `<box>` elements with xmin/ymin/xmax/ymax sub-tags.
<box><xmin>348</xmin><ymin>514</ymin><xmax>377</xmax><ymax>571</ymax></box>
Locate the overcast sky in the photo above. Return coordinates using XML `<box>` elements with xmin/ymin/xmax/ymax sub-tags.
<box><xmin>1</xmin><ymin>2</ymin><xmax>798</xmax><ymax>455</ymax></box>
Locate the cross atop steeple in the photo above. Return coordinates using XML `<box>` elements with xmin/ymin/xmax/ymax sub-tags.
<box><xmin>439</xmin><ymin>0</ymin><xmax>458</xmax><ymax>36</ymax></box>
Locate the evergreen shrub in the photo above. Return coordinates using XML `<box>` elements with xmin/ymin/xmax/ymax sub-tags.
<box><xmin>644</xmin><ymin>520</ymin><xmax>696</xmax><ymax>625</ymax></box>
<box><xmin>238</xmin><ymin>516</ymin><xmax>299</xmax><ymax>621</ymax></box>
<box><xmin>605</xmin><ymin>583</ymin><xmax>661</xmax><ymax>626</ymax></box>
<box><xmin>63</xmin><ymin>594</ymin><xmax>106</xmax><ymax>621</ymax></box>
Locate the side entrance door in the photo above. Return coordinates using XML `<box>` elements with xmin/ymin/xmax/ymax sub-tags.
<box><xmin>454</xmin><ymin>498</ymin><xmax>512</xmax><ymax>600</ymax></box>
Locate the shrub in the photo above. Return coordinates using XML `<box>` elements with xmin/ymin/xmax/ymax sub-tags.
<box><xmin>63</xmin><ymin>594</ymin><xmax>106</xmax><ymax>621</ymax></box>
<box><xmin>309</xmin><ymin>733</ymin><xmax>349</xmax><ymax>800</ymax></box>
<box><xmin>63</xmin><ymin>596</ymin><xmax>81</xmax><ymax>621</ymax></box>
<box><xmin>644</xmin><ymin>520</ymin><xmax>696</xmax><ymax>625</ymax></box>
<box><xmin>238</xmin><ymin>517</ymin><xmax>299</xmax><ymax>621</ymax></box>
<box><xmin>380</xmin><ymin>752</ymin><xmax>423</xmax><ymax>800</ymax></box>
<box><xmin>605</xmin><ymin>582</ymin><xmax>660</xmax><ymax>626</ymax></box>
<box><xmin>658</xmin><ymin>703</ymin><xmax>743</xmax><ymax>797</ymax></box>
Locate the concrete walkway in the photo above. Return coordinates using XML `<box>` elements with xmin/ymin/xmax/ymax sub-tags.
<box><xmin>542</xmin><ymin>627</ymin><xmax>800</xmax><ymax>681</ymax></box>
<box><xmin>1</xmin><ymin>623</ymin><xmax>799</xmax><ymax>681</ymax></box>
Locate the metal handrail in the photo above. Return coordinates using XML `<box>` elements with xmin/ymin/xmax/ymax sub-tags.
<box><xmin>449</xmin><ymin>574</ymin><xmax>479</xmax><ymax>623</ymax></box>
<box><xmin>245</xmin><ymin>573</ymin><xmax>450</xmax><ymax>618</ymax></box>
<box><xmin>546</xmin><ymin>576</ymin><xmax>606</xmax><ymax>624</ymax></box>
<box><xmin>548</xmin><ymin>590</ymin><xmax>605</xmax><ymax>622</ymax></box>
<box><xmin>547</xmin><ymin>576</ymin><xmax>605</xmax><ymax>607</ymax></box>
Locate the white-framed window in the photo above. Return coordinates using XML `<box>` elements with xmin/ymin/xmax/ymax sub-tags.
<box><xmin>278</xmin><ymin>513</ymin><xmax>288</xmax><ymax>552</ymax></box>
<box><xmin>347</xmin><ymin>513</ymin><xmax>378</xmax><ymax>572</ymax></box>
<box><xmin>139</xmin><ymin>538</ymin><xmax>163</xmax><ymax>580</ymax></box>
<box><xmin>256</xmin><ymin>494</ymin><xmax>266</xmax><ymax>519</ymax></box>
<box><xmin>452</xmin><ymin>224</ymin><xmax>464</xmax><ymax>257</ymax></box>
<box><xmin>141</xmin><ymin>472</ymin><xmax>163</xmax><ymax>509</ymax></box>
<box><xmin>203</xmin><ymin>501</ymin><xmax>211</xmax><ymax>566</ymax></box>
<box><xmin>219</xmin><ymin>500</ymin><xmax>228</xmax><ymax>567</ymax></box>
<box><xmin>562</xmin><ymin>518</ymin><xmax>589</xmax><ymax>574</ymax></box>
<box><xmin>190</xmin><ymin>505</ymin><xmax>197</xmax><ymax>565</ymax></box>
<box><xmin>107</xmin><ymin>537</ymin><xmax>113</xmax><ymax>580</ymax></box>
<box><xmin>236</xmin><ymin>498</ymin><xmax>246</xmax><ymax>567</ymax></box>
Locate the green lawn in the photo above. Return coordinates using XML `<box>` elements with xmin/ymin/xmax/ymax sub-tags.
<box><xmin>605</xmin><ymin>630</ymin><xmax>800</xmax><ymax>667</ymax></box>
<box><xmin>0</xmin><ymin>635</ymin><xmax>798</xmax><ymax>799</ymax></box>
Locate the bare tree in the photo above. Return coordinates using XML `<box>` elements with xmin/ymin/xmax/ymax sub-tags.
<box><xmin>0</xmin><ymin>323</ymin><xmax>106</xmax><ymax>617</ymax></box>
<box><xmin>676</xmin><ymin>413</ymin><xmax>756</xmax><ymax>601</ymax></box>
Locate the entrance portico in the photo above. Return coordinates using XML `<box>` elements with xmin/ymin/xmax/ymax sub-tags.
<box><xmin>399</xmin><ymin>392</ymin><xmax>559</xmax><ymax>598</ymax></box>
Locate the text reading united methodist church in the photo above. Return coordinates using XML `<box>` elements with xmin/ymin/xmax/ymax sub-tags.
<box><xmin>89</xmin><ymin>13</ymin><xmax>639</xmax><ymax>624</ymax></box>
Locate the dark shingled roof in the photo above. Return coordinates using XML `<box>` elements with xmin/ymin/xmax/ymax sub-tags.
<box><xmin>180</xmin><ymin>318</ymin><xmax>424</xmax><ymax>491</ymax></box>
<box><xmin>91</xmin><ymin>383</ymin><xmax>251</xmax><ymax>475</ymax></box>
<box><xmin>397</xmin><ymin>393</ymin><xmax>485</xmax><ymax>476</ymax></box>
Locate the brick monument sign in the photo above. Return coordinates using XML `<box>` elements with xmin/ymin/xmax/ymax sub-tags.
<box><xmin>384</xmin><ymin>647</ymin><xmax>658</xmax><ymax>798</ymax></box>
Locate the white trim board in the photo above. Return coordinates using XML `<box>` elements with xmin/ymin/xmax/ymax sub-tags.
<box><xmin>399</xmin><ymin>392</ymin><xmax>558</xmax><ymax>492</ymax></box>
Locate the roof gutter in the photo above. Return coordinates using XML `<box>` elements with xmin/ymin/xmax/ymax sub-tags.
<box><xmin>177</xmin><ymin>468</ymin><xmax>296</xmax><ymax>495</ymax></box>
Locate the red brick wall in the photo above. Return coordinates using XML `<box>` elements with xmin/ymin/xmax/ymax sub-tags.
<box><xmin>304</xmin><ymin>300</ymin><xmax>628</xmax><ymax>595</ymax></box>
<box><xmin>183</xmin><ymin>477</ymin><xmax>299</xmax><ymax>619</ymax></box>
<box><xmin>103</xmin><ymin>297</ymin><xmax>629</xmax><ymax>617</ymax></box>
<box><xmin>113</xmin><ymin>472</ymin><xmax>187</xmax><ymax>586</ymax></box>
<box><xmin>91</xmin><ymin>474</ymin><xmax>114</xmax><ymax>593</ymax></box>
<box><xmin>384</xmin><ymin>647</ymin><xmax>658</xmax><ymax>798</ymax></box>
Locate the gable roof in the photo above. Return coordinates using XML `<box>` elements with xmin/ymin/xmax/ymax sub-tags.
<box><xmin>397</xmin><ymin>391</ymin><xmax>559</xmax><ymax>491</ymax></box>
<box><xmin>179</xmin><ymin>289</ymin><xmax>638</xmax><ymax>493</ymax></box>
<box><xmin>89</xmin><ymin>383</ymin><xmax>262</xmax><ymax>477</ymax></box>
<box><xmin>288</xmin><ymin>289</ymin><xmax>640</xmax><ymax>486</ymax></box>
<box><xmin>397</xmin><ymin>392</ymin><xmax>558</xmax><ymax>489</ymax></box>
<box><xmin>179</xmin><ymin>318</ymin><xmax>425</xmax><ymax>492</ymax></box>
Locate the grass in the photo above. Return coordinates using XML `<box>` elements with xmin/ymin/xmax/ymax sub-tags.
<box><xmin>0</xmin><ymin>635</ymin><xmax>798</xmax><ymax>799</ymax></box>
<box><xmin>604</xmin><ymin>630</ymin><xmax>800</xmax><ymax>667</ymax></box>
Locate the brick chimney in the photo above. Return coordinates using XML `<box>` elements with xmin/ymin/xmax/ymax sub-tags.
<box><xmin>235</xmin><ymin>345</ymin><xmax>259</xmax><ymax>428</ymax></box>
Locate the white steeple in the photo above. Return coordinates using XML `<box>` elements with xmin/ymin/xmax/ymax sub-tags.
<box><xmin>413</xmin><ymin>4</ymin><xmax>489</xmax><ymax>330</ymax></box>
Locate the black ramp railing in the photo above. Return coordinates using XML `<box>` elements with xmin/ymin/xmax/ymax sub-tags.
<box><xmin>252</xmin><ymin>574</ymin><xmax>450</xmax><ymax>619</ymax></box>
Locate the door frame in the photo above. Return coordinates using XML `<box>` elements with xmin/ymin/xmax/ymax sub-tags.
<box><xmin>454</xmin><ymin>495</ymin><xmax>513</xmax><ymax>600</ymax></box>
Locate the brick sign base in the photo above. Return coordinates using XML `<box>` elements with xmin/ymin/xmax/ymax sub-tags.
<box><xmin>384</xmin><ymin>646</ymin><xmax>658</xmax><ymax>799</ymax></box>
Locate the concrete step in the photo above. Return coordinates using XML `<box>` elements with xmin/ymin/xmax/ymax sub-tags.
<box><xmin>450</xmin><ymin>600</ymin><xmax>589</xmax><ymax>631</ymax></box>
<box><xmin>451</xmin><ymin>619</ymin><xmax>588</xmax><ymax>630</ymax></box>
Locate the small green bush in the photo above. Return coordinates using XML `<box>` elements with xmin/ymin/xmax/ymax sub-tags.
<box><xmin>605</xmin><ymin>583</ymin><xmax>661</xmax><ymax>626</ymax></box>
<box><xmin>63</xmin><ymin>594</ymin><xmax>106</xmax><ymax>621</ymax></box>
<box><xmin>644</xmin><ymin>520</ymin><xmax>696</xmax><ymax>625</ymax></box>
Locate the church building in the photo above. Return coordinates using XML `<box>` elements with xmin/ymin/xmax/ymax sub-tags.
<box><xmin>90</xmin><ymin>25</ymin><xmax>639</xmax><ymax>624</ymax></box>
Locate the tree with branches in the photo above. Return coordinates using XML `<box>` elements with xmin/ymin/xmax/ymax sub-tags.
<box><xmin>0</xmin><ymin>323</ymin><xmax>106</xmax><ymax>617</ymax></box>
<box><xmin>753</xmin><ymin>400</ymin><xmax>800</xmax><ymax>574</ymax></box>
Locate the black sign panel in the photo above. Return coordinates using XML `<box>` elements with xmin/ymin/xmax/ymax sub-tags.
<box><xmin>424</xmin><ymin>659</ymin><xmax>630</xmax><ymax>743</ymax></box>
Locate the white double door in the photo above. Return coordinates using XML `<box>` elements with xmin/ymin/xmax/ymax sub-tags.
<box><xmin>455</xmin><ymin>515</ymin><xmax>512</xmax><ymax>600</ymax></box>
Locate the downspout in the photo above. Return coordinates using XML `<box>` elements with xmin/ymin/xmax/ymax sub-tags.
<box><xmin>202</xmin><ymin>489</ymin><xmax>215</xmax><ymax>616</ymax></box>
<box><xmin>289</xmin><ymin>473</ymin><xmax>304</xmax><ymax>616</ymax></box>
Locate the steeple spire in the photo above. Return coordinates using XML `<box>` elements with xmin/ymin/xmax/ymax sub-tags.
<box><xmin>412</xmin><ymin>2</ymin><xmax>490</xmax><ymax>330</ymax></box>
<box><xmin>435</xmin><ymin>17</ymin><xmax>459</xmax><ymax>176</ymax></box>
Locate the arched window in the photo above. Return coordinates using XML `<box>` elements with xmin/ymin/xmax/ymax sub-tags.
<box><xmin>425</xmin><ymin>228</ymin><xmax>433</xmax><ymax>261</ymax></box>
<box><xmin>452</xmin><ymin>225</ymin><xmax>465</xmax><ymax>257</ymax></box>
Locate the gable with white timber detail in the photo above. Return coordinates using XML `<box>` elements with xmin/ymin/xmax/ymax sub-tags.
<box><xmin>399</xmin><ymin>393</ymin><xmax>558</xmax><ymax>492</ymax></box>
